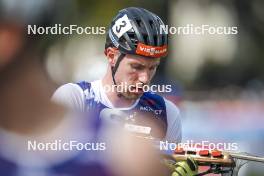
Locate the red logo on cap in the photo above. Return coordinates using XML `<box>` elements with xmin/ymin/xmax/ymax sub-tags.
<box><xmin>136</xmin><ymin>43</ymin><xmax>167</xmax><ymax>58</ymax></box>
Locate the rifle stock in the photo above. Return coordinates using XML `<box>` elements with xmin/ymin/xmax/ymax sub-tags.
<box><xmin>163</xmin><ymin>150</ymin><xmax>264</xmax><ymax>167</ymax></box>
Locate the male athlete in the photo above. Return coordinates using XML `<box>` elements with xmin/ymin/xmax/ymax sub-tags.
<box><xmin>53</xmin><ymin>7</ymin><xmax>181</xmax><ymax>142</ymax></box>
<box><xmin>52</xmin><ymin>7</ymin><xmax>200</xmax><ymax>176</ymax></box>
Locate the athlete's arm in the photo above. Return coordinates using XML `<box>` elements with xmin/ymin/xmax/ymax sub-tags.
<box><xmin>164</xmin><ymin>99</ymin><xmax>182</xmax><ymax>143</ymax></box>
<box><xmin>51</xmin><ymin>83</ymin><xmax>86</xmax><ymax>111</ymax></box>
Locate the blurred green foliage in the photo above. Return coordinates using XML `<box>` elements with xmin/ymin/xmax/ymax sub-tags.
<box><xmin>76</xmin><ymin>0</ymin><xmax>168</xmax><ymax>26</ymax></box>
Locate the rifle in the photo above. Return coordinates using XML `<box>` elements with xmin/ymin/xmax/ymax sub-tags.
<box><xmin>124</xmin><ymin>126</ymin><xmax>264</xmax><ymax>175</ymax></box>
<box><xmin>162</xmin><ymin>148</ymin><xmax>264</xmax><ymax>176</ymax></box>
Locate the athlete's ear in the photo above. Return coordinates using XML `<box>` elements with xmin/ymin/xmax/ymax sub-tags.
<box><xmin>105</xmin><ymin>47</ymin><xmax>118</xmax><ymax>66</ymax></box>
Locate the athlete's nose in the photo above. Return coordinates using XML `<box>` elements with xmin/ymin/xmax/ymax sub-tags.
<box><xmin>138</xmin><ymin>71</ymin><xmax>150</xmax><ymax>84</ymax></box>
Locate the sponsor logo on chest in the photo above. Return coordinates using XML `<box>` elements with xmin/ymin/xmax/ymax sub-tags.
<box><xmin>139</xmin><ymin>106</ymin><xmax>163</xmax><ymax>115</ymax></box>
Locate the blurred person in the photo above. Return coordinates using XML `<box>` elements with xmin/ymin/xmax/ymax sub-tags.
<box><xmin>0</xmin><ymin>1</ymin><xmax>172</xmax><ymax>176</ymax></box>
<box><xmin>0</xmin><ymin>1</ymin><xmax>100</xmax><ymax>175</ymax></box>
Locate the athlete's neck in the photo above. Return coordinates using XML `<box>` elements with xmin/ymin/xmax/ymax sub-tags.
<box><xmin>102</xmin><ymin>71</ymin><xmax>137</xmax><ymax>108</ymax></box>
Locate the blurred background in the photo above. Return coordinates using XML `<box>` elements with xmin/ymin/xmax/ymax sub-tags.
<box><xmin>1</xmin><ymin>0</ymin><xmax>264</xmax><ymax>175</ymax></box>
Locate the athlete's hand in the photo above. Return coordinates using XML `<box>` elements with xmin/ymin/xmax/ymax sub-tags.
<box><xmin>171</xmin><ymin>157</ymin><xmax>198</xmax><ymax>176</ymax></box>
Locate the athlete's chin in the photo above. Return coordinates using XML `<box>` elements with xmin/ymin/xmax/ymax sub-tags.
<box><xmin>122</xmin><ymin>92</ymin><xmax>143</xmax><ymax>100</ymax></box>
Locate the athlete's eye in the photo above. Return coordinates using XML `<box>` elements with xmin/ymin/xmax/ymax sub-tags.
<box><xmin>131</xmin><ymin>64</ymin><xmax>144</xmax><ymax>70</ymax></box>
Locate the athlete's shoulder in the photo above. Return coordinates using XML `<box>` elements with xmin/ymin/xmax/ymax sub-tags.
<box><xmin>51</xmin><ymin>82</ymin><xmax>87</xmax><ymax>111</ymax></box>
<box><xmin>76</xmin><ymin>81</ymin><xmax>91</xmax><ymax>91</ymax></box>
<box><xmin>52</xmin><ymin>83</ymin><xmax>84</xmax><ymax>100</ymax></box>
<box><xmin>164</xmin><ymin>98</ymin><xmax>180</xmax><ymax>115</ymax></box>
<box><xmin>163</xmin><ymin>98</ymin><xmax>181</xmax><ymax>142</ymax></box>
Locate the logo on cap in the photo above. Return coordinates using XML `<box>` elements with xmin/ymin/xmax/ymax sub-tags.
<box><xmin>136</xmin><ymin>43</ymin><xmax>167</xmax><ymax>57</ymax></box>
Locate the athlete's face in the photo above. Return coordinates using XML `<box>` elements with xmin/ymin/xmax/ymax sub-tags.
<box><xmin>114</xmin><ymin>53</ymin><xmax>160</xmax><ymax>99</ymax></box>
